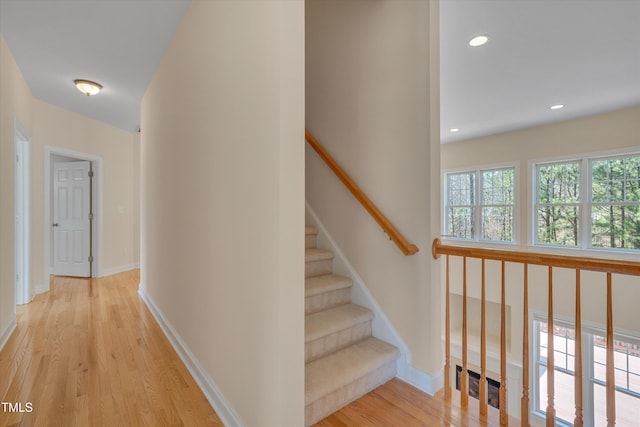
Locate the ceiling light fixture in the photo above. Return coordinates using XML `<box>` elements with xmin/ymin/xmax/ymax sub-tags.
<box><xmin>469</xmin><ymin>35</ymin><xmax>488</xmax><ymax>47</ymax></box>
<box><xmin>550</xmin><ymin>104</ymin><xmax>565</xmax><ymax>110</ymax></box>
<box><xmin>74</xmin><ymin>79</ymin><xmax>103</xmax><ymax>96</ymax></box>
<box><xmin>450</xmin><ymin>128</ymin><xmax>460</xmax><ymax>133</ymax></box>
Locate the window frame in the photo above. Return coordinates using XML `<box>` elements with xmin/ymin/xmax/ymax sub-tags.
<box><xmin>588</xmin><ymin>154</ymin><xmax>640</xmax><ymax>251</ymax></box>
<box><xmin>443</xmin><ymin>162</ymin><xmax>519</xmax><ymax>245</ymax></box>
<box><xmin>532</xmin><ymin>315</ymin><xmax>640</xmax><ymax>426</ymax></box>
<box><xmin>530</xmin><ymin>149</ymin><xmax>640</xmax><ymax>254</ymax></box>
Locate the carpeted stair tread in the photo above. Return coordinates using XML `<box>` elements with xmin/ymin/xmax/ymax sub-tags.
<box><xmin>305</xmin><ymin>248</ymin><xmax>334</xmax><ymax>262</ymax></box>
<box><xmin>305</xmin><ymin>337</ymin><xmax>400</xmax><ymax>404</ymax></box>
<box><xmin>306</xmin><ymin>225</ymin><xmax>318</xmax><ymax>236</ymax></box>
<box><xmin>305</xmin><ymin>304</ymin><xmax>373</xmax><ymax>343</ymax></box>
<box><xmin>305</xmin><ymin>274</ymin><xmax>352</xmax><ymax>297</ymax></box>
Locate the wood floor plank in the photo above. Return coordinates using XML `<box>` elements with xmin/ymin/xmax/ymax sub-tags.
<box><xmin>0</xmin><ymin>271</ymin><xmax>224</xmax><ymax>427</ymax></box>
<box><xmin>313</xmin><ymin>378</ymin><xmax>520</xmax><ymax>427</ymax></box>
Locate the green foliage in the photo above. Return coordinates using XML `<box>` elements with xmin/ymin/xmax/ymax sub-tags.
<box><xmin>536</xmin><ymin>162</ymin><xmax>580</xmax><ymax>245</ymax></box>
<box><xmin>481</xmin><ymin>168</ymin><xmax>514</xmax><ymax>241</ymax></box>
<box><xmin>446</xmin><ymin>172</ymin><xmax>475</xmax><ymax>239</ymax></box>
<box><xmin>591</xmin><ymin>156</ymin><xmax>640</xmax><ymax>249</ymax></box>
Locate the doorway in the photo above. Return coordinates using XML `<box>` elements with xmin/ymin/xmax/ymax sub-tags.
<box><xmin>52</xmin><ymin>159</ymin><xmax>92</xmax><ymax>277</ymax></box>
<box><xmin>44</xmin><ymin>147</ymin><xmax>102</xmax><ymax>288</ymax></box>
<box><xmin>15</xmin><ymin>122</ymin><xmax>30</xmax><ymax>304</ymax></box>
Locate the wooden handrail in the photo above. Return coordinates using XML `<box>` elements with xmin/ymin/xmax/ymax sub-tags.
<box><xmin>431</xmin><ymin>238</ymin><xmax>640</xmax><ymax>276</ymax></box>
<box><xmin>305</xmin><ymin>129</ymin><xmax>419</xmax><ymax>256</ymax></box>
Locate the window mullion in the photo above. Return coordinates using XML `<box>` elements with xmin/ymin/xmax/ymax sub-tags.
<box><xmin>583</xmin><ymin>158</ymin><xmax>592</xmax><ymax>250</ymax></box>
<box><xmin>475</xmin><ymin>170</ymin><xmax>481</xmax><ymax>241</ymax></box>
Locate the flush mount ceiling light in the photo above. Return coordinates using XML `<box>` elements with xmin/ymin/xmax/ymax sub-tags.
<box><xmin>450</xmin><ymin>128</ymin><xmax>460</xmax><ymax>133</ymax></box>
<box><xmin>74</xmin><ymin>79</ymin><xmax>103</xmax><ymax>96</ymax></box>
<box><xmin>550</xmin><ymin>104</ymin><xmax>565</xmax><ymax>110</ymax></box>
<box><xmin>469</xmin><ymin>35</ymin><xmax>489</xmax><ymax>47</ymax></box>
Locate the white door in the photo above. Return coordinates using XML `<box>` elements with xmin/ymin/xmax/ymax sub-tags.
<box><xmin>53</xmin><ymin>161</ymin><xmax>91</xmax><ymax>277</ymax></box>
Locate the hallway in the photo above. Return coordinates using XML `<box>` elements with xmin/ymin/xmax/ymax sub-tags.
<box><xmin>0</xmin><ymin>271</ymin><xmax>223</xmax><ymax>426</ymax></box>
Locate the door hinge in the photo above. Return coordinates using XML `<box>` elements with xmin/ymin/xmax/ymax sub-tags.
<box><xmin>89</xmin><ymin>213</ymin><xmax>94</xmax><ymax>220</ymax></box>
<box><xmin>88</xmin><ymin>170</ymin><xmax>94</xmax><ymax>178</ymax></box>
<box><xmin>88</xmin><ymin>255</ymin><xmax>94</xmax><ymax>263</ymax></box>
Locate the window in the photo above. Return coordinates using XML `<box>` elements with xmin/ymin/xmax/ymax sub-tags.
<box><xmin>445</xmin><ymin>166</ymin><xmax>515</xmax><ymax>243</ymax></box>
<box><xmin>534</xmin><ymin>318</ymin><xmax>640</xmax><ymax>426</ymax></box>
<box><xmin>534</xmin><ymin>153</ymin><xmax>640</xmax><ymax>251</ymax></box>
<box><xmin>591</xmin><ymin>156</ymin><xmax>640</xmax><ymax>249</ymax></box>
<box><xmin>535</xmin><ymin>161</ymin><xmax>581</xmax><ymax>246</ymax></box>
<box><xmin>535</xmin><ymin>320</ymin><xmax>577</xmax><ymax>424</ymax></box>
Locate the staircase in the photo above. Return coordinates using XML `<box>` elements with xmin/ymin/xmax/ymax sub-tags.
<box><xmin>304</xmin><ymin>225</ymin><xmax>400</xmax><ymax>426</ymax></box>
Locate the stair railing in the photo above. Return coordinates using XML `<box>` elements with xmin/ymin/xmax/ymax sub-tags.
<box><xmin>305</xmin><ymin>129</ymin><xmax>419</xmax><ymax>256</ymax></box>
<box><xmin>431</xmin><ymin>238</ymin><xmax>640</xmax><ymax>426</ymax></box>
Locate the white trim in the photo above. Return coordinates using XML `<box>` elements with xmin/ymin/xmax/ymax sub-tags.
<box><xmin>100</xmin><ymin>263</ymin><xmax>140</xmax><ymax>278</ymax></box>
<box><xmin>0</xmin><ymin>317</ymin><xmax>17</xmax><ymax>352</ymax></box>
<box><xmin>14</xmin><ymin>120</ymin><xmax>31</xmax><ymax>305</ymax></box>
<box><xmin>531</xmin><ymin>312</ymin><xmax>640</xmax><ymax>427</ymax></box>
<box><xmin>442</xmin><ymin>161</ymin><xmax>520</xmax><ymax>245</ymax></box>
<box><xmin>306</xmin><ymin>202</ymin><xmax>441</xmax><ymax>396</ymax></box>
<box><xmin>44</xmin><ymin>146</ymin><xmax>103</xmax><ymax>290</ymax></box>
<box><xmin>137</xmin><ymin>284</ymin><xmax>245</xmax><ymax>427</ymax></box>
<box><xmin>398</xmin><ymin>365</ymin><xmax>444</xmax><ymax>396</ymax></box>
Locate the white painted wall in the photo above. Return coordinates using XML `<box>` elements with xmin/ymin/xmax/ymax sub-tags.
<box><xmin>305</xmin><ymin>0</ymin><xmax>441</xmax><ymax>379</ymax></box>
<box><xmin>140</xmin><ymin>1</ymin><xmax>304</xmax><ymax>426</ymax></box>
<box><xmin>0</xmin><ymin>34</ymin><xmax>33</xmax><ymax>348</ymax></box>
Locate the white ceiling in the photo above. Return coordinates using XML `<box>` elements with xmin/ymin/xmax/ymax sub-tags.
<box><xmin>440</xmin><ymin>0</ymin><xmax>640</xmax><ymax>143</ymax></box>
<box><xmin>0</xmin><ymin>0</ymin><xmax>189</xmax><ymax>132</ymax></box>
<box><xmin>1</xmin><ymin>1</ymin><xmax>638</xmax><ymax>140</ymax></box>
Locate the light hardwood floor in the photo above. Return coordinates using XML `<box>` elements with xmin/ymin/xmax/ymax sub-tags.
<box><xmin>2</xmin><ymin>270</ymin><xmax>516</xmax><ymax>427</ymax></box>
<box><xmin>0</xmin><ymin>270</ymin><xmax>223</xmax><ymax>427</ymax></box>
<box><xmin>313</xmin><ymin>378</ymin><xmax>519</xmax><ymax>427</ymax></box>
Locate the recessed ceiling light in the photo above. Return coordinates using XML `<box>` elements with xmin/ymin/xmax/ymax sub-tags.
<box><xmin>74</xmin><ymin>79</ymin><xmax>103</xmax><ymax>96</ymax></box>
<box><xmin>469</xmin><ymin>36</ymin><xmax>488</xmax><ymax>47</ymax></box>
<box><xmin>550</xmin><ymin>104</ymin><xmax>565</xmax><ymax>110</ymax></box>
<box><xmin>450</xmin><ymin>128</ymin><xmax>460</xmax><ymax>133</ymax></box>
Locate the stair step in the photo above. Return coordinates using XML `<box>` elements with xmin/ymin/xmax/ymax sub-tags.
<box><xmin>305</xmin><ymin>274</ymin><xmax>352</xmax><ymax>314</ymax></box>
<box><xmin>305</xmin><ymin>248</ymin><xmax>334</xmax><ymax>278</ymax></box>
<box><xmin>304</xmin><ymin>337</ymin><xmax>400</xmax><ymax>426</ymax></box>
<box><xmin>305</xmin><ymin>225</ymin><xmax>318</xmax><ymax>249</ymax></box>
<box><xmin>305</xmin><ymin>304</ymin><xmax>373</xmax><ymax>362</ymax></box>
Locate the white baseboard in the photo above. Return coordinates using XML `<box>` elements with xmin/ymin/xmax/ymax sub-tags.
<box><xmin>32</xmin><ymin>263</ymin><xmax>141</xmax><ymax>296</ymax></box>
<box><xmin>398</xmin><ymin>364</ymin><xmax>443</xmax><ymax>395</ymax></box>
<box><xmin>138</xmin><ymin>283</ymin><xmax>245</xmax><ymax>427</ymax></box>
<box><xmin>0</xmin><ymin>317</ymin><xmax>17</xmax><ymax>353</ymax></box>
<box><xmin>100</xmin><ymin>263</ymin><xmax>140</xmax><ymax>277</ymax></box>
<box><xmin>306</xmin><ymin>202</ymin><xmax>441</xmax><ymax>397</ymax></box>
